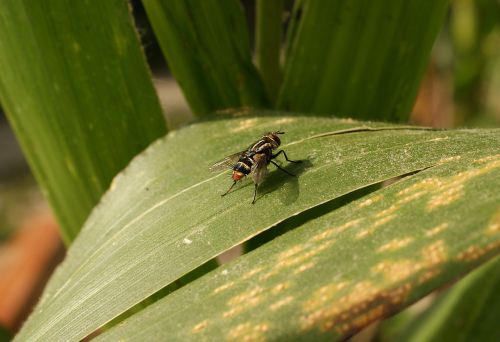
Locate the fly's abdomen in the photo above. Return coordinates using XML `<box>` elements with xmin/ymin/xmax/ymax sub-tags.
<box><xmin>233</xmin><ymin>161</ymin><xmax>251</xmax><ymax>175</ymax></box>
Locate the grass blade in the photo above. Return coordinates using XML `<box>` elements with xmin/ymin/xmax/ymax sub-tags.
<box><xmin>278</xmin><ymin>0</ymin><xmax>449</xmax><ymax>121</ymax></box>
<box><xmin>0</xmin><ymin>0</ymin><xmax>166</xmax><ymax>243</ymax></box>
<box><xmin>256</xmin><ymin>0</ymin><xmax>284</xmax><ymax>103</ymax></box>
<box><xmin>143</xmin><ymin>0</ymin><xmax>269</xmax><ymax>114</ymax></box>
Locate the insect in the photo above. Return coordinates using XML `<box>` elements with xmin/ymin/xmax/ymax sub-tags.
<box><xmin>209</xmin><ymin>131</ymin><xmax>301</xmax><ymax>204</ymax></box>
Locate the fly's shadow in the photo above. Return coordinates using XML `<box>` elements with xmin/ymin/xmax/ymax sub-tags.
<box><xmin>257</xmin><ymin>158</ymin><xmax>313</xmax><ymax>205</ymax></box>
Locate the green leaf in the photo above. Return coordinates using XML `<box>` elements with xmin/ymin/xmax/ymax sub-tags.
<box><xmin>256</xmin><ymin>0</ymin><xmax>284</xmax><ymax>103</ymax></box>
<box><xmin>97</xmin><ymin>149</ymin><xmax>500</xmax><ymax>341</ymax></box>
<box><xmin>278</xmin><ymin>0</ymin><xmax>449</xmax><ymax>121</ymax></box>
<box><xmin>0</xmin><ymin>0</ymin><xmax>166</xmax><ymax>243</ymax></box>
<box><xmin>14</xmin><ymin>114</ymin><xmax>499</xmax><ymax>341</ymax></box>
<box><xmin>143</xmin><ymin>0</ymin><xmax>269</xmax><ymax>114</ymax></box>
<box><xmin>390</xmin><ymin>256</ymin><xmax>500</xmax><ymax>342</ymax></box>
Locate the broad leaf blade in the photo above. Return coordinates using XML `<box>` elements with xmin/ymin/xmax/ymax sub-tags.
<box><xmin>143</xmin><ymin>0</ymin><xmax>269</xmax><ymax>114</ymax></box>
<box><xmin>278</xmin><ymin>0</ymin><xmax>449</xmax><ymax>121</ymax></box>
<box><xmin>97</xmin><ymin>152</ymin><xmax>500</xmax><ymax>341</ymax></box>
<box><xmin>15</xmin><ymin>114</ymin><xmax>499</xmax><ymax>341</ymax></box>
<box><xmin>392</xmin><ymin>256</ymin><xmax>500</xmax><ymax>342</ymax></box>
<box><xmin>0</xmin><ymin>0</ymin><xmax>166</xmax><ymax>243</ymax></box>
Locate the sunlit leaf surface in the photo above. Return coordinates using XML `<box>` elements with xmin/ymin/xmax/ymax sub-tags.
<box><xmin>15</xmin><ymin>114</ymin><xmax>499</xmax><ymax>341</ymax></box>
<box><xmin>97</xmin><ymin>148</ymin><xmax>500</xmax><ymax>341</ymax></box>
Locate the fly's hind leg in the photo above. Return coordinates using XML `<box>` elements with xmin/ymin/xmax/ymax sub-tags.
<box><xmin>221</xmin><ymin>181</ymin><xmax>237</xmax><ymax>197</ymax></box>
<box><xmin>251</xmin><ymin>183</ymin><xmax>258</xmax><ymax>204</ymax></box>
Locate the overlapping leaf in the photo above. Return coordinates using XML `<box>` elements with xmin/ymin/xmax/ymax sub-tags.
<box><xmin>14</xmin><ymin>114</ymin><xmax>500</xmax><ymax>341</ymax></box>
<box><xmin>98</xmin><ymin>147</ymin><xmax>500</xmax><ymax>341</ymax></box>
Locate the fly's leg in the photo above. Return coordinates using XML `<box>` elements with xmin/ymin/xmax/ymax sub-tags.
<box><xmin>252</xmin><ymin>183</ymin><xmax>258</xmax><ymax>204</ymax></box>
<box><xmin>271</xmin><ymin>150</ymin><xmax>301</xmax><ymax>163</ymax></box>
<box><xmin>270</xmin><ymin>160</ymin><xmax>296</xmax><ymax>176</ymax></box>
<box><xmin>221</xmin><ymin>181</ymin><xmax>237</xmax><ymax>197</ymax></box>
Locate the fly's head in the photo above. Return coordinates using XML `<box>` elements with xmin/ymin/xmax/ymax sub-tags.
<box><xmin>265</xmin><ymin>131</ymin><xmax>284</xmax><ymax>148</ymax></box>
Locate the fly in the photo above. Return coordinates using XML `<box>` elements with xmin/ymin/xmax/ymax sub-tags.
<box><xmin>209</xmin><ymin>131</ymin><xmax>301</xmax><ymax>204</ymax></box>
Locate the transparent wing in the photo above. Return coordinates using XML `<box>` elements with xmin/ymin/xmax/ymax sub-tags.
<box><xmin>250</xmin><ymin>154</ymin><xmax>269</xmax><ymax>185</ymax></box>
<box><xmin>208</xmin><ymin>151</ymin><xmax>244</xmax><ymax>172</ymax></box>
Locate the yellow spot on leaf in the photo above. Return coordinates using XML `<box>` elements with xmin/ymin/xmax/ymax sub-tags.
<box><xmin>456</xmin><ymin>241</ymin><xmax>500</xmax><ymax>262</ymax></box>
<box><xmin>372</xmin><ymin>260</ymin><xmax>421</xmax><ymax>282</ymax></box>
<box><xmin>427</xmin><ymin>158</ymin><xmax>500</xmax><ymax>211</ymax></box>
<box><xmin>312</xmin><ymin>219</ymin><xmax>363</xmax><ymax>242</ymax></box>
<box><xmin>230</xmin><ymin>118</ymin><xmax>259</xmax><ymax>133</ymax></box>
<box><xmin>425</xmin><ymin>223</ymin><xmax>449</xmax><ymax>237</ymax></box>
<box><xmin>271</xmin><ymin>281</ymin><xmax>290</xmax><ymax>294</ymax></box>
<box><xmin>227</xmin><ymin>322</ymin><xmax>269</xmax><ymax>341</ymax></box>
<box><xmin>473</xmin><ymin>154</ymin><xmax>500</xmax><ymax>164</ymax></box>
<box><xmin>228</xmin><ymin>286</ymin><xmax>264</xmax><ymax>307</ymax></box>
<box><xmin>213</xmin><ymin>281</ymin><xmax>235</xmax><ymax>295</ymax></box>
<box><xmin>301</xmin><ymin>281</ymin><xmax>409</xmax><ymax>335</ymax></box>
<box><xmin>377</xmin><ymin>237</ymin><xmax>414</xmax><ymax>253</ymax></box>
<box><xmin>356</xmin><ymin>214</ymin><xmax>397</xmax><ymax>240</ymax></box>
<box><xmin>422</xmin><ymin>240</ymin><xmax>447</xmax><ymax>266</ymax></box>
<box><xmin>357</xmin><ymin>195</ymin><xmax>383</xmax><ymax>208</ymax></box>
<box><xmin>294</xmin><ymin>261</ymin><xmax>316</xmax><ymax>275</ymax></box>
<box><xmin>437</xmin><ymin>156</ymin><xmax>461</xmax><ymax>164</ymax></box>
<box><xmin>241</xmin><ymin>266</ymin><xmax>263</xmax><ymax>280</ymax></box>
<box><xmin>191</xmin><ymin>320</ymin><xmax>208</xmax><ymax>333</ymax></box>
<box><xmin>374</xmin><ymin>205</ymin><xmax>399</xmax><ymax>218</ymax></box>
<box><xmin>269</xmin><ymin>296</ymin><xmax>294</xmax><ymax>311</ymax></box>
<box><xmin>277</xmin><ymin>245</ymin><xmax>304</xmax><ymax>261</ymax></box>
<box><xmin>485</xmin><ymin>208</ymin><xmax>500</xmax><ymax>235</ymax></box>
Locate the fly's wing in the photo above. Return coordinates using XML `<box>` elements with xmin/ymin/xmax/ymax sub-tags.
<box><xmin>208</xmin><ymin>151</ymin><xmax>243</xmax><ymax>172</ymax></box>
<box><xmin>250</xmin><ymin>154</ymin><xmax>269</xmax><ymax>185</ymax></box>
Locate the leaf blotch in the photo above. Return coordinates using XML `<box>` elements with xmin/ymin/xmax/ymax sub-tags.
<box><xmin>456</xmin><ymin>241</ymin><xmax>500</xmax><ymax>262</ymax></box>
<box><xmin>227</xmin><ymin>322</ymin><xmax>269</xmax><ymax>341</ymax></box>
<box><xmin>269</xmin><ymin>296</ymin><xmax>294</xmax><ymax>311</ymax></box>
<box><xmin>301</xmin><ymin>281</ymin><xmax>411</xmax><ymax>336</ymax></box>
<box><xmin>372</xmin><ymin>260</ymin><xmax>421</xmax><ymax>282</ymax></box>
<box><xmin>425</xmin><ymin>223</ymin><xmax>449</xmax><ymax>237</ymax></box>
<box><xmin>191</xmin><ymin>320</ymin><xmax>209</xmax><ymax>333</ymax></box>
<box><xmin>213</xmin><ymin>281</ymin><xmax>235</xmax><ymax>295</ymax></box>
<box><xmin>357</xmin><ymin>194</ymin><xmax>384</xmax><ymax>208</ymax></box>
<box><xmin>377</xmin><ymin>237</ymin><xmax>414</xmax><ymax>253</ymax></box>
<box><xmin>485</xmin><ymin>208</ymin><xmax>500</xmax><ymax>235</ymax></box>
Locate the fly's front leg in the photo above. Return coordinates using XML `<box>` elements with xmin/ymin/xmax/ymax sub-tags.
<box><xmin>272</xmin><ymin>150</ymin><xmax>301</xmax><ymax>164</ymax></box>
<box><xmin>271</xmin><ymin>160</ymin><xmax>296</xmax><ymax>177</ymax></box>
